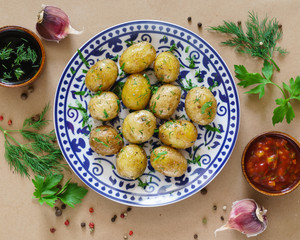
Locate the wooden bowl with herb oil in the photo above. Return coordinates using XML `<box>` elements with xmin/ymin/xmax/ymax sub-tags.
<box><xmin>242</xmin><ymin>131</ymin><xmax>300</xmax><ymax>196</ymax></box>
<box><xmin>0</xmin><ymin>26</ymin><xmax>45</xmax><ymax>88</ymax></box>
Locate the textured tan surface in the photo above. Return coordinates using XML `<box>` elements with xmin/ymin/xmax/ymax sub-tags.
<box><xmin>0</xmin><ymin>0</ymin><xmax>300</xmax><ymax>239</ymax></box>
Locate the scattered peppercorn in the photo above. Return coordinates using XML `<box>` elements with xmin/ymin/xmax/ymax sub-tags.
<box><xmin>123</xmin><ymin>235</ymin><xmax>128</xmax><ymax>239</ymax></box>
<box><xmin>0</xmin><ymin>115</ymin><xmax>3</xmax><ymax>121</ymax></box>
<box><xmin>129</xmin><ymin>230</ymin><xmax>133</xmax><ymax>236</ymax></box>
<box><xmin>200</xmin><ymin>188</ymin><xmax>207</xmax><ymax>195</ymax></box>
<box><xmin>28</xmin><ymin>85</ymin><xmax>34</xmax><ymax>93</ymax></box>
<box><xmin>89</xmin><ymin>222</ymin><xmax>95</xmax><ymax>232</ymax></box>
<box><xmin>89</xmin><ymin>207</ymin><xmax>94</xmax><ymax>213</ymax></box>
<box><xmin>55</xmin><ymin>206</ymin><xmax>59</xmax><ymax>211</ymax></box>
<box><xmin>187</xmin><ymin>16</ymin><xmax>192</xmax><ymax>22</ymax></box>
<box><xmin>31</xmin><ymin>114</ymin><xmax>40</xmax><ymax>122</ymax></box>
<box><xmin>237</xmin><ymin>20</ymin><xmax>242</xmax><ymax>26</ymax></box>
<box><xmin>127</xmin><ymin>207</ymin><xmax>132</xmax><ymax>212</ymax></box>
<box><xmin>55</xmin><ymin>208</ymin><xmax>62</xmax><ymax>217</ymax></box>
<box><xmin>278</xmin><ymin>24</ymin><xmax>282</xmax><ymax>29</ymax></box>
<box><xmin>81</xmin><ymin>222</ymin><xmax>86</xmax><ymax>228</ymax></box>
<box><xmin>194</xmin><ymin>233</ymin><xmax>198</xmax><ymax>239</ymax></box>
<box><xmin>64</xmin><ymin>219</ymin><xmax>69</xmax><ymax>226</ymax></box>
<box><xmin>21</xmin><ymin>93</ymin><xmax>28</xmax><ymax>100</ymax></box>
<box><xmin>50</xmin><ymin>227</ymin><xmax>56</xmax><ymax>233</ymax></box>
<box><xmin>120</xmin><ymin>213</ymin><xmax>125</xmax><ymax>218</ymax></box>
<box><xmin>61</xmin><ymin>204</ymin><xmax>66</xmax><ymax>209</ymax></box>
<box><xmin>213</xmin><ymin>204</ymin><xmax>217</xmax><ymax>211</ymax></box>
<box><xmin>223</xmin><ymin>205</ymin><xmax>227</xmax><ymax>211</ymax></box>
<box><xmin>111</xmin><ymin>215</ymin><xmax>117</xmax><ymax>222</ymax></box>
<box><xmin>7</xmin><ymin>119</ymin><xmax>12</xmax><ymax>125</ymax></box>
<box><xmin>202</xmin><ymin>217</ymin><xmax>207</xmax><ymax>224</ymax></box>
<box><xmin>220</xmin><ymin>216</ymin><xmax>225</xmax><ymax>221</ymax></box>
<box><xmin>197</xmin><ymin>22</ymin><xmax>202</xmax><ymax>28</ymax></box>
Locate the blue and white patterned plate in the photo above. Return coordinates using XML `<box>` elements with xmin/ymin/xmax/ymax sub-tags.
<box><xmin>54</xmin><ymin>20</ymin><xmax>240</xmax><ymax>207</ymax></box>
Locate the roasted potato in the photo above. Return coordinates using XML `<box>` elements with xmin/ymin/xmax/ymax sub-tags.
<box><xmin>122</xmin><ymin>110</ymin><xmax>156</xmax><ymax>144</ymax></box>
<box><xmin>153</xmin><ymin>51</ymin><xmax>180</xmax><ymax>83</ymax></box>
<box><xmin>121</xmin><ymin>73</ymin><xmax>151</xmax><ymax>110</ymax></box>
<box><xmin>85</xmin><ymin>59</ymin><xmax>118</xmax><ymax>92</ymax></box>
<box><xmin>119</xmin><ymin>41</ymin><xmax>156</xmax><ymax>74</ymax></box>
<box><xmin>149</xmin><ymin>84</ymin><xmax>181</xmax><ymax>119</ymax></box>
<box><xmin>116</xmin><ymin>144</ymin><xmax>147</xmax><ymax>179</ymax></box>
<box><xmin>88</xmin><ymin>91</ymin><xmax>120</xmax><ymax>121</ymax></box>
<box><xmin>89</xmin><ymin>125</ymin><xmax>123</xmax><ymax>156</ymax></box>
<box><xmin>150</xmin><ymin>146</ymin><xmax>187</xmax><ymax>177</ymax></box>
<box><xmin>159</xmin><ymin>120</ymin><xmax>198</xmax><ymax>149</ymax></box>
<box><xmin>185</xmin><ymin>86</ymin><xmax>217</xmax><ymax>125</ymax></box>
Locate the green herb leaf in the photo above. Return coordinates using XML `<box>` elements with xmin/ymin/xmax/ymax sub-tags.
<box><xmin>201</xmin><ymin>101</ymin><xmax>212</xmax><ymax>114</ymax></box>
<box><xmin>58</xmin><ymin>183</ymin><xmax>88</xmax><ymax>208</ymax></box>
<box><xmin>153</xmin><ymin>150</ymin><xmax>168</xmax><ymax>161</ymax></box>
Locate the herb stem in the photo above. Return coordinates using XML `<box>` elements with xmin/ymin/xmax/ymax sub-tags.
<box><xmin>0</xmin><ymin>127</ymin><xmax>22</xmax><ymax>146</ymax></box>
<box><xmin>269</xmin><ymin>58</ymin><xmax>280</xmax><ymax>72</ymax></box>
<box><xmin>270</xmin><ymin>82</ymin><xmax>287</xmax><ymax>99</ymax></box>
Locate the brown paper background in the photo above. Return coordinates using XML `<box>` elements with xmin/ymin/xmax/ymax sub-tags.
<box><xmin>0</xmin><ymin>0</ymin><xmax>300</xmax><ymax>239</ymax></box>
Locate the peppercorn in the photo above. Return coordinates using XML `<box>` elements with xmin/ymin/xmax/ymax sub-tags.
<box><xmin>278</xmin><ymin>24</ymin><xmax>282</xmax><ymax>29</ymax></box>
<box><xmin>202</xmin><ymin>217</ymin><xmax>207</xmax><ymax>224</ymax></box>
<box><xmin>111</xmin><ymin>215</ymin><xmax>117</xmax><ymax>222</ymax></box>
<box><xmin>55</xmin><ymin>208</ymin><xmax>62</xmax><ymax>217</ymax></box>
<box><xmin>200</xmin><ymin>188</ymin><xmax>207</xmax><ymax>195</ymax></box>
<box><xmin>129</xmin><ymin>230</ymin><xmax>133</xmax><ymax>236</ymax></box>
<box><xmin>61</xmin><ymin>204</ymin><xmax>66</xmax><ymax>209</ymax></box>
<box><xmin>213</xmin><ymin>204</ymin><xmax>217</xmax><ymax>211</ymax></box>
<box><xmin>187</xmin><ymin>16</ymin><xmax>192</xmax><ymax>22</ymax></box>
<box><xmin>28</xmin><ymin>85</ymin><xmax>34</xmax><ymax>93</ymax></box>
<box><xmin>123</xmin><ymin>235</ymin><xmax>128</xmax><ymax>239</ymax></box>
<box><xmin>197</xmin><ymin>22</ymin><xmax>202</xmax><ymax>28</ymax></box>
<box><xmin>89</xmin><ymin>207</ymin><xmax>94</xmax><ymax>213</ymax></box>
<box><xmin>7</xmin><ymin>120</ymin><xmax>12</xmax><ymax>125</ymax></box>
<box><xmin>21</xmin><ymin>93</ymin><xmax>28</xmax><ymax>100</ymax></box>
<box><xmin>31</xmin><ymin>114</ymin><xmax>40</xmax><ymax>122</ymax></box>
<box><xmin>220</xmin><ymin>216</ymin><xmax>225</xmax><ymax>221</ymax></box>
<box><xmin>194</xmin><ymin>233</ymin><xmax>198</xmax><ymax>239</ymax></box>
<box><xmin>0</xmin><ymin>115</ymin><xmax>3</xmax><ymax>121</ymax></box>
<box><xmin>81</xmin><ymin>222</ymin><xmax>86</xmax><ymax>228</ymax></box>
<box><xmin>64</xmin><ymin>219</ymin><xmax>69</xmax><ymax>226</ymax></box>
<box><xmin>50</xmin><ymin>227</ymin><xmax>56</xmax><ymax>233</ymax></box>
<box><xmin>127</xmin><ymin>207</ymin><xmax>132</xmax><ymax>212</ymax></box>
<box><xmin>237</xmin><ymin>20</ymin><xmax>242</xmax><ymax>26</ymax></box>
<box><xmin>89</xmin><ymin>222</ymin><xmax>95</xmax><ymax>232</ymax></box>
<box><xmin>120</xmin><ymin>213</ymin><xmax>125</xmax><ymax>218</ymax></box>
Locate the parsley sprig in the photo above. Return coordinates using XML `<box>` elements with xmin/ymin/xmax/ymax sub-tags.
<box><xmin>0</xmin><ymin>104</ymin><xmax>65</xmax><ymax>177</ymax></box>
<box><xmin>209</xmin><ymin>11</ymin><xmax>287</xmax><ymax>71</ymax></box>
<box><xmin>235</xmin><ymin>60</ymin><xmax>300</xmax><ymax>125</ymax></box>
<box><xmin>32</xmin><ymin>174</ymin><xmax>88</xmax><ymax>208</ymax></box>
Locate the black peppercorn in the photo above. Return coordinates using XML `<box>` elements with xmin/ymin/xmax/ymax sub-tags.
<box><xmin>127</xmin><ymin>207</ymin><xmax>132</xmax><ymax>212</ymax></box>
<box><xmin>237</xmin><ymin>21</ymin><xmax>242</xmax><ymax>26</ymax></box>
<box><xmin>21</xmin><ymin>93</ymin><xmax>28</xmax><ymax>100</ymax></box>
<box><xmin>111</xmin><ymin>215</ymin><xmax>117</xmax><ymax>222</ymax></box>
<box><xmin>278</xmin><ymin>24</ymin><xmax>282</xmax><ymax>29</ymax></box>
<box><xmin>81</xmin><ymin>222</ymin><xmax>86</xmax><ymax>228</ymax></box>
<box><xmin>28</xmin><ymin>85</ymin><xmax>34</xmax><ymax>93</ymax></box>
<box><xmin>197</xmin><ymin>22</ymin><xmax>202</xmax><ymax>28</ymax></box>
<box><xmin>213</xmin><ymin>204</ymin><xmax>217</xmax><ymax>211</ymax></box>
<box><xmin>200</xmin><ymin>188</ymin><xmax>207</xmax><ymax>195</ymax></box>
<box><xmin>55</xmin><ymin>209</ymin><xmax>62</xmax><ymax>217</ymax></box>
<box><xmin>194</xmin><ymin>233</ymin><xmax>198</xmax><ymax>239</ymax></box>
<box><xmin>187</xmin><ymin>16</ymin><xmax>192</xmax><ymax>22</ymax></box>
<box><xmin>220</xmin><ymin>216</ymin><xmax>224</xmax><ymax>221</ymax></box>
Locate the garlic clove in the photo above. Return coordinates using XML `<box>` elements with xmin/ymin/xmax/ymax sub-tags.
<box><xmin>215</xmin><ymin>199</ymin><xmax>267</xmax><ymax>238</ymax></box>
<box><xmin>36</xmin><ymin>5</ymin><xmax>83</xmax><ymax>42</ymax></box>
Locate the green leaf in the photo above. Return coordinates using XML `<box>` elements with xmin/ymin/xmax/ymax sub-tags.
<box><xmin>286</xmin><ymin>102</ymin><xmax>295</xmax><ymax>123</ymax></box>
<box><xmin>58</xmin><ymin>183</ymin><xmax>88</xmax><ymax>208</ymax></box>
<box><xmin>234</xmin><ymin>65</ymin><xmax>266</xmax><ymax>87</ymax></box>
<box><xmin>38</xmin><ymin>195</ymin><xmax>57</xmax><ymax>207</ymax></box>
<box><xmin>261</xmin><ymin>60</ymin><xmax>273</xmax><ymax>81</ymax></box>
<box><xmin>32</xmin><ymin>174</ymin><xmax>63</xmax><ymax>199</ymax></box>
<box><xmin>288</xmin><ymin>76</ymin><xmax>300</xmax><ymax>98</ymax></box>
<box><xmin>272</xmin><ymin>98</ymin><xmax>289</xmax><ymax>125</ymax></box>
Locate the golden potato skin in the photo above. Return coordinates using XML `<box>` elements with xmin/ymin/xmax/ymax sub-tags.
<box><xmin>116</xmin><ymin>144</ymin><xmax>147</xmax><ymax>179</ymax></box>
<box><xmin>89</xmin><ymin>126</ymin><xmax>123</xmax><ymax>156</ymax></box>
<box><xmin>153</xmin><ymin>51</ymin><xmax>180</xmax><ymax>83</ymax></box>
<box><xmin>185</xmin><ymin>86</ymin><xmax>217</xmax><ymax>125</ymax></box>
<box><xmin>159</xmin><ymin>120</ymin><xmax>198</xmax><ymax>149</ymax></box>
<box><xmin>150</xmin><ymin>146</ymin><xmax>187</xmax><ymax>177</ymax></box>
<box><xmin>122</xmin><ymin>110</ymin><xmax>156</xmax><ymax>144</ymax></box>
<box><xmin>85</xmin><ymin>59</ymin><xmax>118</xmax><ymax>92</ymax></box>
<box><xmin>121</xmin><ymin>73</ymin><xmax>151</xmax><ymax>110</ymax></box>
<box><xmin>88</xmin><ymin>91</ymin><xmax>120</xmax><ymax>121</ymax></box>
<box><xmin>149</xmin><ymin>84</ymin><xmax>181</xmax><ymax>119</ymax></box>
<box><xmin>119</xmin><ymin>41</ymin><xmax>156</xmax><ymax>74</ymax></box>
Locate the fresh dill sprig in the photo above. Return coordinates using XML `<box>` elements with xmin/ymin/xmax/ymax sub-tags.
<box><xmin>209</xmin><ymin>11</ymin><xmax>287</xmax><ymax>71</ymax></box>
<box><xmin>0</xmin><ymin>104</ymin><xmax>65</xmax><ymax>177</ymax></box>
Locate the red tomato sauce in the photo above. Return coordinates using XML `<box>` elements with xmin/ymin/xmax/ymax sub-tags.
<box><xmin>245</xmin><ymin>135</ymin><xmax>300</xmax><ymax>193</ymax></box>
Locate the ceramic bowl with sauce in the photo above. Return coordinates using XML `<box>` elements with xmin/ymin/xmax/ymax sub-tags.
<box><xmin>0</xmin><ymin>26</ymin><xmax>45</xmax><ymax>88</ymax></box>
<box><xmin>242</xmin><ymin>131</ymin><xmax>300</xmax><ymax>196</ymax></box>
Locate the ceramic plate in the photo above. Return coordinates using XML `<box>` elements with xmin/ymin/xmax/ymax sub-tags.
<box><xmin>54</xmin><ymin>20</ymin><xmax>240</xmax><ymax>207</ymax></box>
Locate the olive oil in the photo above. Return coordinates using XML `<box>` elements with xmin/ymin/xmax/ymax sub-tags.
<box><xmin>0</xmin><ymin>29</ymin><xmax>43</xmax><ymax>85</ymax></box>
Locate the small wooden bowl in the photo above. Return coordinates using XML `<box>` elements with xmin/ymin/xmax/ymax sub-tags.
<box><xmin>242</xmin><ymin>131</ymin><xmax>300</xmax><ymax>196</ymax></box>
<box><xmin>0</xmin><ymin>26</ymin><xmax>45</xmax><ymax>88</ymax></box>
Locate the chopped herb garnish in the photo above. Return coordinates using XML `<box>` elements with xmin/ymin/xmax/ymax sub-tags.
<box><xmin>204</xmin><ymin>125</ymin><xmax>221</xmax><ymax>133</ymax></box>
<box><xmin>180</xmin><ymin>78</ymin><xmax>197</xmax><ymax>91</ymax></box>
<box><xmin>195</xmin><ymin>70</ymin><xmax>204</xmax><ymax>83</ymax></box>
<box><xmin>137</xmin><ymin>177</ymin><xmax>148</xmax><ymax>188</ymax></box>
<box><xmin>103</xmin><ymin>109</ymin><xmax>109</xmax><ymax>119</ymax></box>
<box><xmin>209</xmin><ymin>76</ymin><xmax>219</xmax><ymax>91</ymax></box>
<box><xmin>82</xmin><ymin>69</ymin><xmax>88</xmax><ymax>74</ymax></box>
<box><xmin>94</xmin><ymin>138</ymin><xmax>109</xmax><ymax>147</ymax></box>
<box><xmin>112</xmin><ymin>81</ymin><xmax>125</xmax><ymax>98</ymax></box>
<box><xmin>111</xmin><ymin>55</ymin><xmax>119</xmax><ymax>61</ymax></box>
<box><xmin>201</xmin><ymin>101</ymin><xmax>213</xmax><ymax>114</ymax></box>
<box><xmin>169</xmin><ymin>43</ymin><xmax>177</xmax><ymax>52</ymax></box>
<box><xmin>68</xmin><ymin>100</ymin><xmax>91</xmax><ymax>131</ymax></box>
<box><xmin>186</xmin><ymin>55</ymin><xmax>196</xmax><ymax>68</ymax></box>
<box><xmin>185</xmin><ymin>46</ymin><xmax>190</xmax><ymax>53</ymax></box>
<box><xmin>153</xmin><ymin>150</ymin><xmax>168</xmax><ymax>161</ymax></box>
<box><xmin>70</xmin><ymin>67</ymin><xmax>76</xmax><ymax>75</ymax></box>
<box><xmin>188</xmin><ymin>155</ymin><xmax>202</xmax><ymax>166</ymax></box>
<box><xmin>125</xmin><ymin>40</ymin><xmax>135</xmax><ymax>46</ymax></box>
<box><xmin>77</xmin><ymin>49</ymin><xmax>90</xmax><ymax>68</ymax></box>
<box><xmin>73</xmin><ymin>91</ymin><xmax>86</xmax><ymax>96</ymax></box>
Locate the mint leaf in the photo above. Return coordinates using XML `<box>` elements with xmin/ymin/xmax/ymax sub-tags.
<box><xmin>58</xmin><ymin>183</ymin><xmax>88</xmax><ymax>208</ymax></box>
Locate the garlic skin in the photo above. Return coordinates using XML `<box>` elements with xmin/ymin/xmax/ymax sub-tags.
<box><xmin>215</xmin><ymin>199</ymin><xmax>267</xmax><ymax>238</ymax></box>
<box><xmin>36</xmin><ymin>5</ymin><xmax>83</xmax><ymax>42</ymax></box>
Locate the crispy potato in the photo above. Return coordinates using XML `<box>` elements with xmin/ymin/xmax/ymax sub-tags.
<box><xmin>85</xmin><ymin>59</ymin><xmax>118</xmax><ymax>92</ymax></box>
<box><xmin>122</xmin><ymin>110</ymin><xmax>156</xmax><ymax>144</ymax></box>
<box><xmin>121</xmin><ymin>73</ymin><xmax>151</xmax><ymax>110</ymax></box>
<box><xmin>119</xmin><ymin>41</ymin><xmax>156</xmax><ymax>74</ymax></box>
<box><xmin>185</xmin><ymin>86</ymin><xmax>217</xmax><ymax>125</ymax></box>
<box><xmin>150</xmin><ymin>146</ymin><xmax>187</xmax><ymax>177</ymax></box>
<box><xmin>89</xmin><ymin>126</ymin><xmax>123</xmax><ymax>156</ymax></box>
<box><xmin>88</xmin><ymin>91</ymin><xmax>120</xmax><ymax>121</ymax></box>
<box><xmin>153</xmin><ymin>51</ymin><xmax>180</xmax><ymax>83</ymax></box>
<box><xmin>159</xmin><ymin>120</ymin><xmax>198</xmax><ymax>149</ymax></box>
<box><xmin>116</xmin><ymin>144</ymin><xmax>147</xmax><ymax>179</ymax></box>
<box><xmin>149</xmin><ymin>84</ymin><xmax>181</xmax><ymax>119</ymax></box>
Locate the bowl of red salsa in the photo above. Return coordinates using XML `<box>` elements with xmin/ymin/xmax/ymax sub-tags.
<box><xmin>242</xmin><ymin>131</ymin><xmax>300</xmax><ymax>196</ymax></box>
